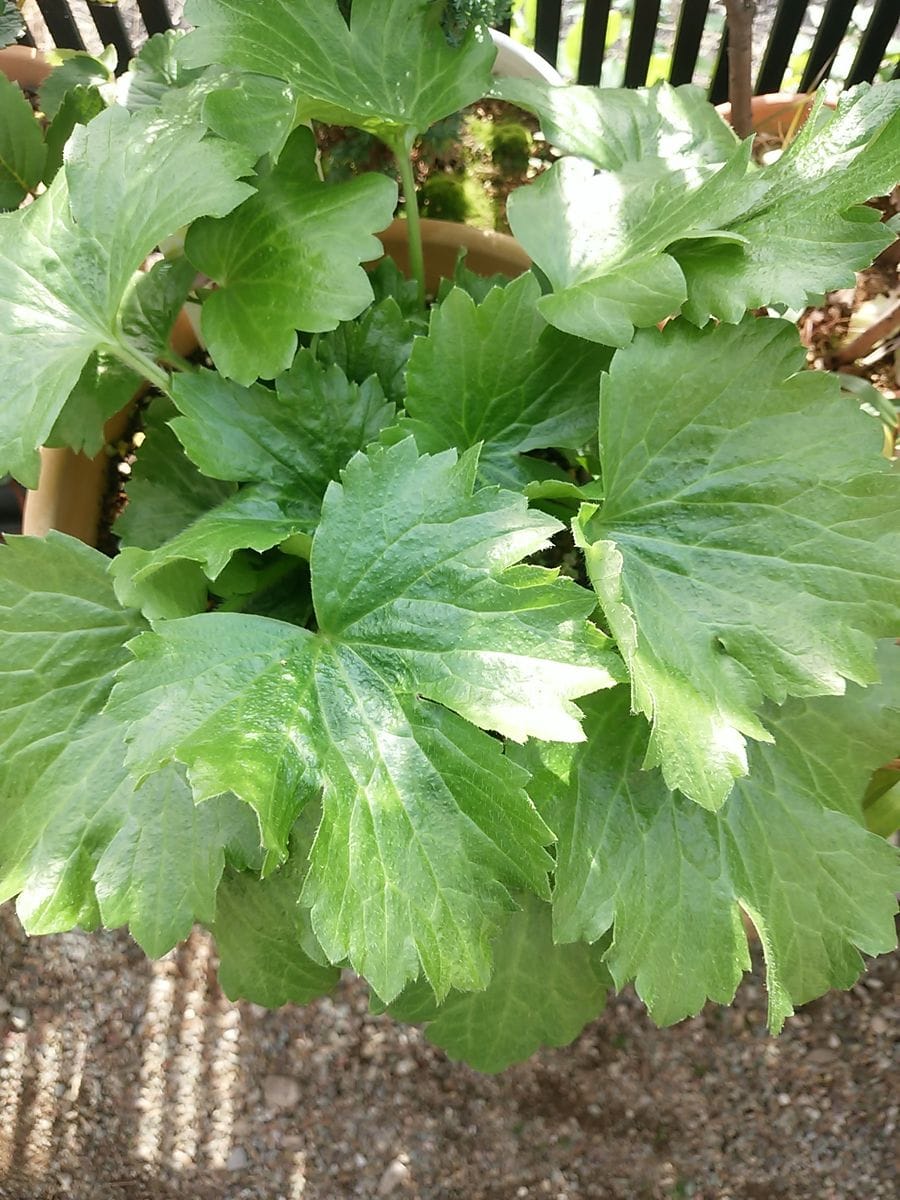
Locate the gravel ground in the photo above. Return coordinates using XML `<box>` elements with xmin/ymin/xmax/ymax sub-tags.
<box><xmin>1</xmin><ymin>904</ymin><xmax>897</xmax><ymax>1200</ymax></box>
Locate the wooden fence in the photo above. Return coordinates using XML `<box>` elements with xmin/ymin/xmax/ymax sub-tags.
<box><xmin>17</xmin><ymin>1</ymin><xmax>900</xmax><ymax>96</ymax></box>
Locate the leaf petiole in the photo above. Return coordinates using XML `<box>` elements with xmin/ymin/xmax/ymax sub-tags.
<box><xmin>392</xmin><ymin>141</ymin><xmax>426</xmax><ymax>308</ymax></box>
<box><xmin>105</xmin><ymin>340</ymin><xmax>172</xmax><ymax>396</ymax></box>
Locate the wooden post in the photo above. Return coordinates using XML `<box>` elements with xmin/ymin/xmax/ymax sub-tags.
<box><xmin>724</xmin><ymin>0</ymin><xmax>756</xmax><ymax>140</ymax></box>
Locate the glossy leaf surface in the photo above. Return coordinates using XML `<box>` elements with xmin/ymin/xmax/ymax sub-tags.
<box><xmin>186</xmin><ymin>127</ymin><xmax>398</xmax><ymax>384</ymax></box>
<box><xmin>576</xmin><ymin>318</ymin><xmax>900</xmax><ymax>808</ymax></box>
<box><xmin>109</xmin><ymin>440</ymin><xmax>620</xmax><ymax>998</ymax></box>
<box><xmin>502</xmin><ymin>81</ymin><xmax>900</xmax><ymax>340</ymax></box>
<box><xmin>404</xmin><ymin>275</ymin><xmax>611</xmax><ymax>486</ymax></box>
<box><xmin>179</xmin><ymin>0</ymin><xmax>496</xmax><ymax>147</ymax></box>
<box><xmin>517</xmin><ymin>666</ymin><xmax>900</xmax><ymax>1031</ymax></box>
<box><xmin>0</xmin><ymin>105</ymin><xmax>253</xmax><ymax>485</ymax></box>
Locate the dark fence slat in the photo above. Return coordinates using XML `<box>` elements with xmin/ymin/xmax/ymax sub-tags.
<box><xmin>534</xmin><ymin>0</ymin><xmax>563</xmax><ymax>67</ymax></box>
<box><xmin>845</xmin><ymin>0</ymin><xmax>898</xmax><ymax>87</ymax></box>
<box><xmin>87</xmin><ymin>1</ymin><xmax>133</xmax><ymax>71</ymax></box>
<box><xmin>670</xmin><ymin>0</ymin><xmax>711</xmax><ymax>85</ymax></box>
<box><xmin>708</xmin><ymin>24</ymin><xmax>729</xmax><ymax>104</ymax></box>
<box><xmin>755</xmin><ymin>0</ymin><xmax>808</xmax><ymax>94</ymax></box>
<box><xmin>577</xmin><ymin>0</ymin><xmax>612</xmax><ymax>86</ymax></box>
<box><xmin>623</xmin><ymin>0</ymin><xmax>661</xmax><ymax>86</ymax></box>
<box><xmin>136</xmin><ymin>0</ymin><xmax>174</xmax><ymax>38</ymax></box>
<box><xmin>34</xmin><ymin>0</ymin><xmax>86</xmax><ymax>50</ymax></box>
<box><xmin>799</xmin><ymin>0</ymin><xmax>857</xmax><ymax>91</ymax></box>
<box><xmin>16</xmin><ymin>0</ymin><xmax>899</xmax><ymax>92</ymax></box>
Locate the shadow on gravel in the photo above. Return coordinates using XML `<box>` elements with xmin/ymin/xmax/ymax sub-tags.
<box><xmin>0</xmin><ymin>925</ymin><xmax>272</xmax><ymax>1200</ymax></box>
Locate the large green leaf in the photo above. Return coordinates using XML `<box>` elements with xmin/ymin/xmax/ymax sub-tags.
<box><xmin>0</xmin><ymin>104</ymin><xmax>254</xmax><ymax>486</ymax></box>
<box><xmin>384</xmin><ymin>896</ymin><xmax>611</xmax><ymax>1072</ymax></box>
<box><xmin>116</xmin><ymin>354</ymin><xmax>396</xmax><ymax>599</ymax></box>
<box><xmin>404</xmin><ymin>275</ymin><xmax>612</xmax><ymax>487</ymax></box>
<box><xmin>575</xmin><ymin>317</ymin><xmax>900</xmax><ymax>809</ymax></box>
<box><xmin>675</xmin><ymin>85</ymin><xmax>900</xmax><ymax>322</ymax></box>
<box><xmin>516</xmin><ymin>662</ymin><xmax>900</xmax><ymax>1032</ymax></box>
<box><xmin>502</xmin><ymin>80</ymin><xmax>900</xmax><ymax>340</ymax></box>
<box><xmin>214</xmin><ymin>858</ymin><xmax>340</xmax><ymax>1007</ymax></box>
<box><xmin>0</xmin><ymin>1</ymin><xmax>25</xmax><ymax>48</ymax></box>
<box><xmin>108</xmin><ymin>439</ymin><xmax>621</xmax><ymax>998</ymax></box>
<box><xmin>493</xmin><ymin>78</ymin><xmax>740</xmax><ymax>172</ymax></box>
<box><xmin>0</xmin><ymin>71</ymin><xmax>46</xmax><ymax>210</ymax></box>
<box><xmin>500</xmin><ymin>80</ymin><xmax>752</xmax><ymax>345</ymax></box>
<box><xmin>0</xmin><ymin>534</ymin><xmax>258</xmax><ymax>955</ymax></box>
<box><xmin>506</xmin><ymin>154</ymin><xmax>741</xmax><ymax>346</ymax></box>
<box><xmin>185</xmin><ymin>126</ymin><xmax>398</xmax><ymax>384</ymax></box>
<box><xmin>178</xmin><ymin>0</ymin><xmax>496</xmax><ymax>149</ymax></box>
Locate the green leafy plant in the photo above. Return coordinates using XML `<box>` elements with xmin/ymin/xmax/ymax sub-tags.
<box><xmin>0</xmin><ymin>1</ymin><xmax>898</xmax><ymax>1073</ymax></box>
<box><xmin>0</xmin><ymin>1</ymin><xmax>23</xmax><ymax>50</ymax></box>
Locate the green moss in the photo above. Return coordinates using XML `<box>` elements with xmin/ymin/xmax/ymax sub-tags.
<box><xmin>460</xmin><ymin>173</ymin><xmax>496</xmax><ymax>230</ymax></box>
<box><xmin>490</xmin><ymin>122</ymin><xmax>532</xmax><ymax>175</ymax></box>
<box><xmin>420</xmin><ymin>175</ymin><xmax>471</xmax><ymax>223</ymax></box>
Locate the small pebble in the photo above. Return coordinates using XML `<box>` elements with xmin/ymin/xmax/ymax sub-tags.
<box><xmin>378</xmin><ymin>1157</ymin><xmax>411</xmax><ymax>1195</ymax></box>
<box><xmin>263</xmin><ymin>1074</ymin><xmax>301</xmax><ymax>1110</ymax></box>
<box><xmin>226</xmin><ymin>1146</ymin><xmax>249</xmax><ymax>1171</ymax></box>
<box><xmin>9</xmin><ymin>1006</ymin><xmax>30</xmax><ymax>1031</ymax></box>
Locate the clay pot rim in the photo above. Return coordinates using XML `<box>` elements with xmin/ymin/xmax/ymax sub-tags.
<box><xmin>715</xmin><ymin>90</ymin><xmax>836</xmax><ymax>136</ymax></box>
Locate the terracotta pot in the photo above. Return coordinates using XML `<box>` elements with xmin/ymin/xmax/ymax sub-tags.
<box><xmin>0</xmin><ymin>46</ymin><xmax>50</xmax><ymax>89</ymax></box>
<box><xmin>21</xmin><ymin>312</ymin><xmax>199</xmax><ymax>543</ymax></box>
<box><xmin>715</xmin><ymin>92</ymin><xmax>833</xmax><ymax>138</ymax></box>
<box><xmin>378</xmin><ymin>218</ymin><xmax>529</xmax><ymax>287</ymax></box>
